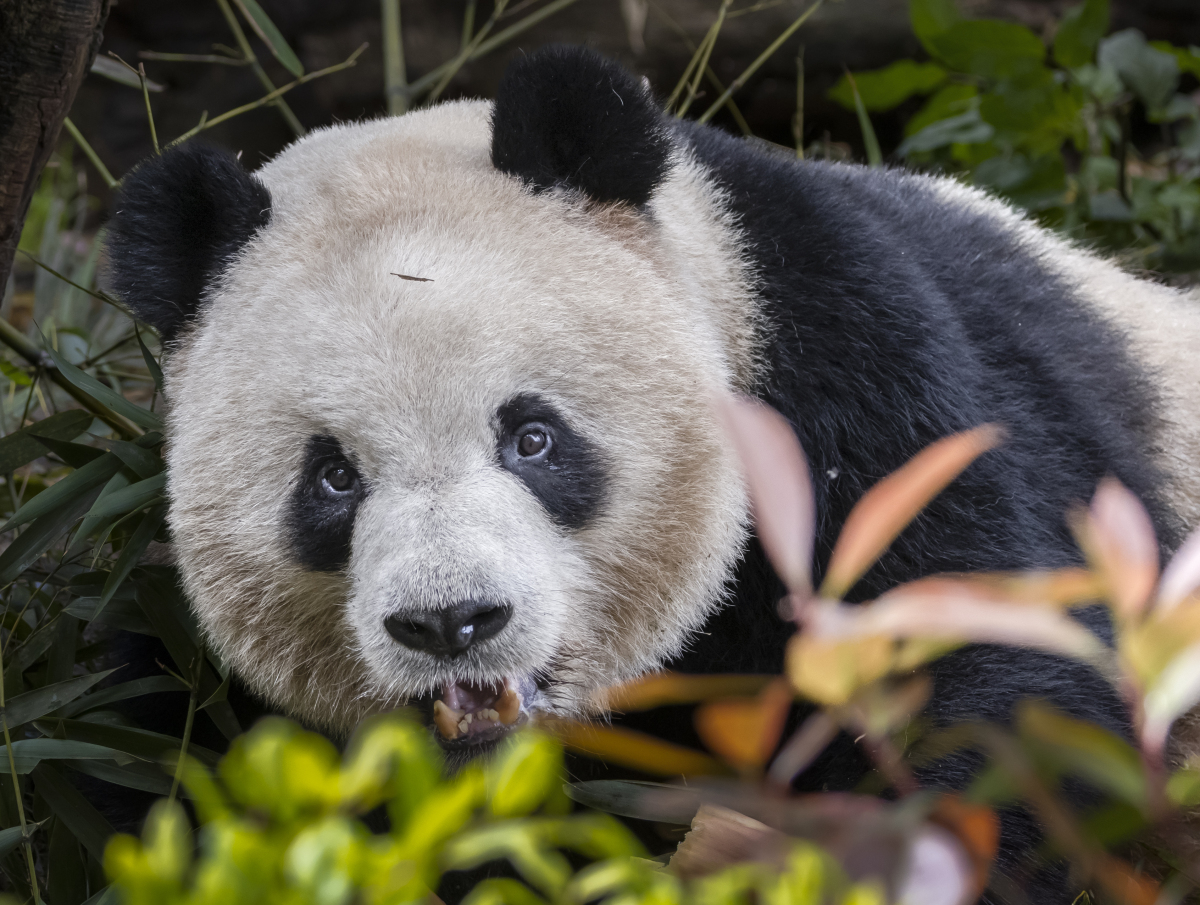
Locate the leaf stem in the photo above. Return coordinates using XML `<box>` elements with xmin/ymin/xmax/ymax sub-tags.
<box><xmin>0</xmin><ymin>630</ymin><xmax>41</xmax><ymax>904</ymax></box>
<box><xmin>167</xmin><ymin>45</ymin><xmax>366</xmax><ymax>149</ymax></box>
<box><xmin>381</xmin><ymin>0</ymin><xmax>408</xmax><ymax>115</ymax></box>
<box><xmin>169</xmin><ymin>653</ymin><xmax>201</xmax><ymax>805</ymax></box>
<box><xmin>698</xmin><ymin>0</ymin><xmax>825</xmax><ymax>124</ymax></box>
<box><xmin>214</xmin><ymin>0</ymin><xmax>305</xmax><ymax>137</ymax></box>
<box><xmin>62</xmin><ymin>119</ymin><xmax>117</xmax><ymax>190</ymax></box>
<box><xmin>677</xmin><ymin>0</ymin><xmax>731</xmax><ymax>118</ymax></box>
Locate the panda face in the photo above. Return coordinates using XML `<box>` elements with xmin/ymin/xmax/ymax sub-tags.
<box><xmin>156</xmin><ymin>100</ymin><xmax>758</xmax><ymax>739</ymax></box>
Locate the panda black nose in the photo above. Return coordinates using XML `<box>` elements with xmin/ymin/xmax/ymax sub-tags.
<box><xmin>384</xmin><ymin>601</ymin><xmax>513</xmax><ymax>657</ymax></box>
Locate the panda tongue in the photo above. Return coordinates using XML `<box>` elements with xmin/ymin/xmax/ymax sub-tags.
<box><xmin>442</xmin><ymin>679</ymin><xmax>505</xmax><ymax>714</ymax></box>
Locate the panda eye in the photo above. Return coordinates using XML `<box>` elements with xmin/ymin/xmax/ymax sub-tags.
<box><xmin>321</xmin><ymin>463</ymin><xmax>357</xmax><ymax>494</ymax></box>
<box><xmin>517</xmin><ymin>426</ymin><xmax>550</xmax><ymax>459</ymax></box>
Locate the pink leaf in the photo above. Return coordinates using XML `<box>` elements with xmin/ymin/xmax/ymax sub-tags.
<box><xmin>716</xmin><ymin>394</ymin><xmax>815</xmax><ymax>599</ymax></box>
<box><xmin>1158</xmin><ymin>526</ymin><xmax>1200</xmax><ymax>613</ymax></box>
<box><xmin>1085</xmin><ymin>478</ymin><xmax>1159</xmax><ymax>622</ymax></box>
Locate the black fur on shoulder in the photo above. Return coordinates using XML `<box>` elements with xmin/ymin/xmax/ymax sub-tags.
<box><xmin>491</xmin><ymin>46</ymin><xmax>671</xmax><ymax>206</ymax></box>
<box><xmin>105</xmin><ymin>142</ymin><xmax>271</xmax><ymax>345</ymax></box>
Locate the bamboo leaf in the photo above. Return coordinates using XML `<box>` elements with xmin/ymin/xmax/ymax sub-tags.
<box><xmin>39</xmin><ymin>718</ymin><xmax>220</xmax><ymax>767</ymax></box>
<box><xmin>1158</xmin><ymin>525</ymin><xmax>1200</xmax><ymax>612</ymax></box>
<box><xmin>233</xmin><ymin>0</ymin><xmax>304</xmax><ymax>76</ymax></box>
<box><xmin>27</xmin><ymin>436</ymin><xmax>105</xmax><ymax>468</ymax></box>
<box><xmin>67</xmin><ymin>759</ymin><xmax>176</xmax><ymax>797</ymax></box>
<box><xmin>0</xmin><ymin>740</ymin><xmax>138</xmax><ymax>774</ymax></box>
<box><xmin>59</xmin><ymin>676</ymin><xmax>188</xmax><ymax>719</ymax></box>
<box><xmin>42</xmin><ymin>346</ymin><xmax>162</xmax><ymax>431</ymax></box>
<box><xmin>98</xmin><ymin>506</ymin><xmax>167</xmax><ymax>618</ymax></box>
<box><xmin>0</xmin><ymin>484</ymin><xmax>106</xmax><ymax>585</ymax></box>
<box><xmin>0</xmin><ymin>410</ymin><xmax>93</xmax><ymax>474</ymax></box>
<box><xmin>31</xmin><ymin>762</ymin><xmax>115</xmax><ymax>860</ymax></box>
<box><xmin>1076</xmin><ymin>477</ymin><xmax>1158</xmax><ymax>622</ymax></box>
<box><xmin>2</xmin><ymin>452</ymin><xmax>120</xmax><ymax>533</ymax></box>
<box><xmin>136</xmin><ymin>330</ymin><xmax>164</xmax><ymax>392</ymax></box>
<box><xmin>0</xmin><ymin>826</ymin><xmax>23</xmax><ymax>860</ymax></box>
<box><xmin>86</xmin><ymin>473</ymin><xmax>165</xmax><ymax>521</ymax></box>
<box><xmin>2</xmin><ymin>670</ymin><xmax>118</xmax><ymax>728</ymax></box>
<box><xmin>107</xmin><ymin>440</ymin><xmax>162</xmax><ymax>480</ymax></box>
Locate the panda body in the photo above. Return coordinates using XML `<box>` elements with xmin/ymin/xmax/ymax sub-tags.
<box><xmin>105</xmin><ymin>47</ymin><xmax>1200</xmax><ymax>901</ymax></box>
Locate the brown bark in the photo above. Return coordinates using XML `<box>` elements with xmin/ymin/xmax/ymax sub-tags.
<box><xmin>0</xmin><ymin>0</ymin><xmax>112</xmax><ymax>293</ymax></box>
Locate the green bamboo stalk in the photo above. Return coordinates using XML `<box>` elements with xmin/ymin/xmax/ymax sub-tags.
<box><xmin>677</xmin><ymin>0</ymin><xmax>731</xmax><ymax>118</ymax></box>
<box><xmin>167</xmin><ymin>45</ymin><xmax>366</xmax><ymax>149</ymax></box>
<box><xmin>425</xmin><ymin>0</ymin><xmax>509</xmax><ymax>106</ymax></box>
<box><xmin>404</xmin><ymin>0</ymin><xmax>581</xmax><ymax>101</ymax></box>
<box><xmin>214</xmin><ymin>0</ymin><xmax>306</xmax><ymax>137</ymax></box>
<box><xmin>0</xmin><ymin>639</ymin><xmax>42</xmax><ymax>904</ymax></box>
<box><xmin>382</xmin><ymin>0</ymin><xmax>408</xmax><ymax>116</ymax></box>
<box><xmin>698</xmin><ymin>0</ymin><xmax>825</xmax><ymax>125</ymax></box>
<box><xmin>62</xmin><ymin>119</ymin><xmax>117</xmax><ymax>189</ymax></box>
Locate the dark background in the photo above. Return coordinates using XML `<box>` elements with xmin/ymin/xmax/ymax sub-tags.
<box><xmin>71</xmin><ymin>0</ymin><xmax>1200</xmax><ymax>210</ymax></box>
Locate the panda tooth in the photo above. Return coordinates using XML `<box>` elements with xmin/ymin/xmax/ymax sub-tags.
<box><xmin>458</xmin><ymin>718</ymin><xmax>469</xmax><ymax>734</ymax></box>
<box><xmin>496</xmin><ymin>683</ymin><xmax>521</xmax><ymax>725</ymax></box>
<box><xmin>464</xmin><ymin>712</ymin><xmax>473</xmax><ymax>724</ymax></box>
<box><xmin>433</xmin><ymin>700</ymin><xmax>463</xmax><ymax>740</ymax></box>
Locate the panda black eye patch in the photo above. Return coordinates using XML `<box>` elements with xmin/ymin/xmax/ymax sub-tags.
<box><xmin>496</xmin><ymin>394</ymin><xmax>606</xmax><ymax>530</ymax></box>
<box><xmin>286</xmin><ymin>435</ymin><xmax>368</xmax><ymax>571</ymax></box>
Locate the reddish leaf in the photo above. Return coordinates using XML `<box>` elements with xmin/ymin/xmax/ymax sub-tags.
<box><xmin>931</xmin><ymin>795</ymin><xmax>999</xmax><ymax>902</ymax></box>
<box><xmin>596</xmin><ymin>672</ymin><xmax>775</xmax><ymax>713</ymax></box>
<box><xmin>716</xmin><ymin>394</ymin><xmax>815</xmax><ymax>598</ymax></box>
<box><xmin>1095</xmin><ymin>856</ymin><xmax>1161</xmax><ymax>905</ymax></box>
<box><xmin>1159</xmin><ymin>525</ymin><xmax>1200</xmax><ymax>612</ymax></box>
<box><xmin>1080</xmin><ymin>478</ymin><xmax>1159</xmax><ymax>623</ymax></box>
<box><xmin>544</xmin><ymin>720</ymin><xmax>727</xmax><ymax>776</ymax></box>
<box><xmin>821</xmin><ymin>426</ymin><xmax>1003</xmax><ymax>599</ymax></box>
<box><xmin>694</xmin><ymin>678</ymin><xmax>793</xmax><ymax>771</ymax></box>
<box><xmin>669</xmin><ymin>804</ymin><xmax>791</xmax><ymax>878</ymax></box>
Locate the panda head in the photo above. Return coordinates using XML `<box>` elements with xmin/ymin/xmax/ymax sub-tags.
<box><xmin>105</xmin><ymin>47</ymin><xmax>758</xmax><ymax>745</ymax></box>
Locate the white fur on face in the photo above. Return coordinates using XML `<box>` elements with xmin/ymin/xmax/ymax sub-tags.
<box><xmin>162</xmin><ymin>102</ymin><xmax>757</xmax><ymax>734</ymax></box>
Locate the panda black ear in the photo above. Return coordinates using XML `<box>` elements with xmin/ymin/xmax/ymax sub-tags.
<box><xmin>491</xmin><ymin>46</ymin><xmax>672</xmax><ymax>206</ymax></box>
<box><xmin>105</xmin><ymin>142</ymin><xmax>271</xmax><ymax>346</ymax></box>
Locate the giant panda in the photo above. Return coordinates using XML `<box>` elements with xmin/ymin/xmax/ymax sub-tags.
<box><xmin>104</xmin><ymin>45</ymin><xmax>1200</xmax><ymax>903</ymax></box>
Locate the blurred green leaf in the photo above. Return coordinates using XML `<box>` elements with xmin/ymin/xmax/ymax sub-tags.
<box><xmin>899</xmin><ymin>106</ymin><xmax>994</xmax><ymax>154</ymax></box>
<box><xmin>1054</xmin><ymin>0</ymin><xmax>1109</xmax><ymax>68</ymax></box>
<box><xmin>0</xmin><ymin>410</ymin><xmax>93</xmax><ymax>475</ymax></box>
<box><xmin>488</xmin><ymin>732</ymin><xmax>563</xmax><ymax>819</ymax></box>
<box><xmin>0</xmin><ymin>361</ymin><xmax>31</xmax><ymax>388</ymax></box>
<box><xmin>31</xmin><ymin>762</ymin><xmax>116</xmax><ymax>860</ymax></box>
<box><xmin>233</xmin><ymin>0</ymin><xmax>304</xmax><ymax>76</ymax></box>
<box><xmin>930</xmin><ymin>20</ymin><xmax>1046</xmax><ymax>79</ymax></box>
<box><xmin>1098</xmin><ymin>29</ymin><xmax>1179</xmax><ymax>112</ymax></box>
<box><xmin>1018</xmin><ymin>702</ymin><xmax>1145</xmax><ymax>809</ymax></box>
<box><xmin>909</xmin><ymin>0</ymin><xmax>960</xmax><ymax>58</ymax></box>
<box><xmin>3</xmin><ymin>670</ymin><xmax>118</xmax><ymax>728</ymax></box>
<box><xmin>905</xmin><ymin>83</ymin><xmax>978</xmax><ymax>136</ymax></box>
<box><xmin>828</xmin><ymin>61</ymin><xmax>947</xmax><ymax>112</ymax></box>
<box><xmin>1150</xmin><ymin>41</ymin><xmax>1200</xmax><ymax>79</ymax></box>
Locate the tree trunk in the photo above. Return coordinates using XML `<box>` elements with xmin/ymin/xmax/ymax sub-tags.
<box><xmin>0</xmin><ymin>0</ymin><xmax>111</xmax><ymax>293</ymax></box>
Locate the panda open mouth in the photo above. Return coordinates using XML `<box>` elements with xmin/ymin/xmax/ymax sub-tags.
<box><xmin>431</xmin><ymin>677</ymin><xmax>531</xmax><ymax>744</ymax></box>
